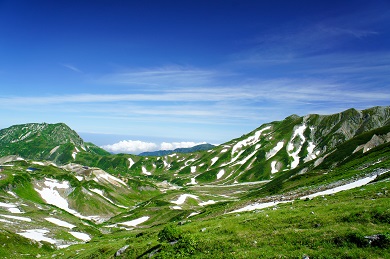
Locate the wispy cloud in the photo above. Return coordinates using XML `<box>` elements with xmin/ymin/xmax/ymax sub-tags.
<box><xmin>61</xmin><ymin>64</ymin><xmax>83</xmax><ymax>73</ymax></box>
<box><xmin>95</xmin><ymin>66</ymin><xmax>224</xmax><ymax>87</ymax></box>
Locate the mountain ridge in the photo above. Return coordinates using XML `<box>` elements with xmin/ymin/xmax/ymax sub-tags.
<box><xmin>138</xmin><ymin>143</ymin><xmax>215</xmax><ymax>156</ymax></box>
<box><xmin>0</xmin><ymin>105</ymin><xmax>390</xmax><ymax>257</ymax></box>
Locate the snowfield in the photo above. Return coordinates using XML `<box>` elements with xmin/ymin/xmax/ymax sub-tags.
<box><xmin>210</xmin><ymin>157</ymin><xmax>219</xmax><ymax>166</ymax></box>
<box><xmin>0</xmin><ymin>214</ymin><xmax>31</xmax><ymax>222</ymax></box>
<box><xmin>69</xmin><ymin>231</ymin><xmax>91</xmax><ymax>241</ymax></box>
<box><xmin>230</xmin><ymin>174</ymin><xmax>378</xmax><ymax>213</ymax></box>
<box><xmin>128</xmin><ymin>158</ymin><xmax>135</xmax><ymax>168</ymax></box>
<box><xmin>35</xmin><ymin>178</ymin><xmax>103</xmax><ymax>222</ymax></box>
<box><xmin>230</xmin><ymin>201</ymin><xmax>291</xmax><ymax>213</ymax></box>
<box><xmin>171</xmin><ymin>194</ymin><xmax>199</xmax><ymax>205</ymax></box>
<box><xmin>232</xmin><ymin>126</ymin><xmax>271</xmax><ymax>154</ymax></box>
<box><xmin>92</xmin><ymin>169</ymin><xmax>127</xmax><ymax>186</ymax></box>
<box><xmin>266</xmin><ymin>141</ymin><xmax>284</xmax><ymax>160</ymax></box>
<box><xmin>142</xmin><ymin>166</ymin><xmax>152</xmax><ymax>175</ymax></box>
<box><xmin>188</xmin><ymin>177</ymin><xmax>197</xmax><ymax>185</ymax></box>
<box><xmin>45</xmin><ymin>217</ymin><xmax>76</xmax><ymax>229</ymax></box>
<box><xmin>300</xmin><ymin>175</ymin><xmax>377</xmax><ymax>200</ymax></box>
<box><xmin>287</xmin><ymin>124</ymin><xmax>307</xmax><ymax>169</ymax></box>
<box><xmin>119</xmin><ymin>216</ymin><xmax>150</xmax><ymax>227</ymax></box>
<box><xmin>216</xmin><ymin>169</ymin><xmax>225</xmax><ymax>179</ymax></box>
<box><xmin>90</xmin><ymin>188</ymin><xmax>128</xmax><ymax>209</ymax></box>
<box><xmin>18</xmin><ymin>229</ymin><xmax>57</xmax><ymax>244</ymax></box>
<box><xmin>304</xmin><ymin>141</ymin><xmax>317</xmax><ymax>162</ymax></box>
<box><xmin>0</xmin><ymin>201</ymin><xmax>22</xmax><ymax>213</ymax></box>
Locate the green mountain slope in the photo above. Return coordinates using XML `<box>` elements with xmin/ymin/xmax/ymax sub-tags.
<box><xmin>0</xmin><ymin>123</ymin><xmax>110</xmax><ymax>164</ymax></box>
<box><xmin>0</xmin><ymin>105</ymin><xmax>389</xmax><ymax>258</ymax></box>
<box><xmin>107</xmin><ymin>106</ymin><xmax>390</xmax><ymax>186</ymax></box>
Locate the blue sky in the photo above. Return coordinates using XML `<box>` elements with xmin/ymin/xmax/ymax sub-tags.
<box><xmin>1</xmin><ymin>0</ymin><xmax>389</xmax><ymax>154</ymax></box>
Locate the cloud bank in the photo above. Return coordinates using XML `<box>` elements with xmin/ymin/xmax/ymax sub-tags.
<box><xmin>101</xmin><ymin>140</ymin><xmax>206</xmax><ymax>154</ymax></box>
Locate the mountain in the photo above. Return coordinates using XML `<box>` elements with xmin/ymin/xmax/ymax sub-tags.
<box><xmin>139</xmin><ymin>143</ymin><xmax>215</xmax><ymax>156</ymax></box>
<box><xmin>109</xmin><ymin>106</ymin><xmax>390</xmax><ymax>186</ymax></box>
<box><xmin>0</xmin><ymin>122</ymin><xmax>110</xmax><ymax>164</ymax></box>
<box><xmin>0</xmin><ymin>106</ymin><xmax>389</xmax><ymax>258</ymax></box>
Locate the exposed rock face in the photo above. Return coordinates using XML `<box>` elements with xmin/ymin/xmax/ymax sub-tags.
<box><xmin>115</xmin><ymin>245</ymin><xmax>129</xmax><ymax>257</ymax></box>
<box><xmin>353</xmin><ymin>133</ymin><xmax>390</xmax><ymax>154</ymax></box>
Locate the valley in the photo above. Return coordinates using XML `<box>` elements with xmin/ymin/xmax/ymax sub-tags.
<box><xmin>0</xmin><ymin>106</ymin><xmax>389</xmax><ymax>258</ymax></box>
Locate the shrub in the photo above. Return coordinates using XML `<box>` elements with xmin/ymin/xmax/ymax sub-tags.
<box><xmin>158</xmin><ymin>225</ymin><xmax>182</xmax><ymax>243</ymax></box>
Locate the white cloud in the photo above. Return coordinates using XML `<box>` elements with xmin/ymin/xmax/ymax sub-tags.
<box><xmin>101</xmin><ymin>140</ymin><xmax>206</xmax><ymax>154</ymax></box>
<box><xmin>101</xmin><ymin>140</ymin><xmax>157</xmax><ymax>154</ymax></box>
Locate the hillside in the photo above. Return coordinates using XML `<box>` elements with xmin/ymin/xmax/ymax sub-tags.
<box><xmin>0</xmin><ymin>106</ymin><xmax>389</xmax><ymax>258</ymax></box>
<box><xmin>0</xmin><ymin>123</ymin><xmax>110</xmax><ymax>164</ymax></box>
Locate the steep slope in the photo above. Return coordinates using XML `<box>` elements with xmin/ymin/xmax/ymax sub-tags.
<box><xmin>0</xmin><ymin>123</ymin><xmax>110</xmax><ymax>164</ymax></box>
<box><xmin>119</xmin><ymin>106</ymin><xmax>390</xmax><ymax>186</ymax></box>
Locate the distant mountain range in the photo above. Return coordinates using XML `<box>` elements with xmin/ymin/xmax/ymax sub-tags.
<box><xmin>139</xmin><ymin>143</ymin><xmax>215</xmax><ymax>156</ymax></box>
<box><xmin>1</xmin><ymin>105</ymin><xmax>389</xmax><ymax>258</ymax></box>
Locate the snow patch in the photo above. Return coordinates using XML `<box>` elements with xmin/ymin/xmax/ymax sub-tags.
<box><xmin>163</xmin><ymin>160</ymin><xmax>169</xmax><ymax>167</ymax></box>
<box><xmin>185</xmin><ymin>158</ymin><xmax>196</xmax><ymax>166</ymax></box>
<box><xmin>301</xmin><ymin>175</ymin><xmax>377</xmax><ymax>199</ymax></box>
<box><xmin>216</xmin><ymin>169</ymin><xmax>225</xmax><ymax>179</ymax></box>
<box><xmin>141</xmin><ymin>166</ymin><xmax>152</xmax><ymax>176</ymax></box>
<box><xmin>187</xmin><ymin>212</ymin><xmax>200</xmax><ymax>218</ymax></box>
<box><xmin>0</xmin><ymin>214</ymin><xmax>31</xmax><ymax>222</ymax></box>
<box><xmin>35</xmin><ymin>178</ymin><xmax>102</xmax><ymax>222</ymax></box>
<box><xmin>230</xmin><ymin>175</ymin><xmax>378</xmax><ymax>214</ymax></box>
<box><xmin>128</xmin><ymin>158</ymin><xmax>135</xmax><ymax>168</ymax></box>
<box><xmin>231</xmin><ymin>126</ymin><xmax>271</xmax><ymax>154</ymax></box>
<box><xmin>188</xmin><ymin>177</ymin><xmax>197</xmax><ymax>185</ymax></box>
<box><xmin>235</xmin><ymin>149</ymin><xmax>257</xmax><ymax>166</ymax></box>
<box><xmin>7</xmin><ymin>191</ymin><xmax>18</xmax><ymax>198</ymax></box>
<box><xmin>222</xmin><ymin>150</ymin><xmax>245</xmax><ymax>166</ymax></box>
<box><xmin>49</xmin><ymin>146</ymin><xmax>60</xmax><ymax>156</ymax></box>
<box><xmin>230</xmin><ymin>201</ymin><xmax>291</xmax><ymax>213</ymax></box>
<box><xmin>119</xmin><ymin>216</ymin><xmax>150</xmax><ymax>227</ymax></box>
<box><xmin>304</xmin><ymin>141</ymin><xmax>317</xmax><ymax>162</ymax></box>
<box><xmin>210</xmin><ymin>157</ymin><xmax>219</xmax><ymax>166</ymax></box>
<box><xmin>199</xmin><ymin>200</ymin><xmax>216</xmax><ymax>206</ymax></box>
<box><xmin>171</xmin><ymin>194</ymin><xmax>199</xmax><ymax>205</ymax></box>
<box><xmin>69</xmin><ymin>231</ymin><xmax>91</xmax><ymax>241</ymax></box>
<box><xmin>32</xmin><ymin>161</ymin><xmax>45</xmax><ymax>166</ymax></box>
<box><xmin>18</xmin><ymin>229</ymin><xmax>57</xmax><ymax>244</ymax></box>
<box><xmin>75</xmin><ymin>175</ymin><xmax>83</xmax><ymax>181</ymax></box>
<box><xmin>266</xmin><ymin>141</ymin><xmax>284</xmax><ymax>160</ymax></box>
<box><xmin>8</xmin><ymin>207</ymin><xmax>22</xmax><ymax>213</ymax></box>
<box><xmin>287</xmin><ymin>124</ymin><xmax>307</xmax><ymax>169</ymax></box>
<box><xmin>90</xmin><ymin>188</ymin><xmax>128</xmax><ymax>209</ymax></box>
<box><xmin>45</xmin><ymin>217</ymin><xmax>76</xmax><ymax>229</ymax></box>
<box><xmin>93</xmin><ymin>169</ymin><xmax>127</xmax><ymax>186</ymax></box>
<box><xmin>0</xmin><ymin>201</ymin><xmax>23</xmax><ymax>213</ymax></box>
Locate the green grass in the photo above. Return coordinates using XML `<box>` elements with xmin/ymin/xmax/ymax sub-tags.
<box><xmin>55</xmin><ymin>178</ymin><xmax>390</xmax><ymax>258</ymax></box>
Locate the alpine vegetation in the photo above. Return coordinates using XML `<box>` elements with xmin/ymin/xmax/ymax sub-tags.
<box><xmin>0</xmin><ymin>106</ymin><xmax>390</xmax><ymax>258</ymax></box>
